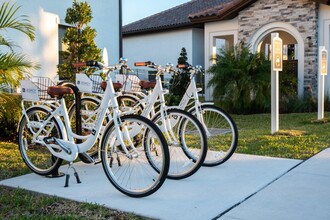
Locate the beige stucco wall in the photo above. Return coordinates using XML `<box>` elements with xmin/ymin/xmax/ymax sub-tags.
<box><xmin>204</xmin><ymin>18</ymin><xmax>239</xmax><ymax>100</ymax></box>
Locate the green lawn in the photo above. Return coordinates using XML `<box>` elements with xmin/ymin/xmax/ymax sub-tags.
<box><xmin>233</xmin><ymin>112</ymin><xmax>330</xmax><ymax>160</ymax></box>
<box><xmin>0</xmin><ymin>112</ymin><xmax>329</xmax><ymax>219</ymax></box>
<box><xmin>0</xmin><ymin>142</ymin><xmax>147</xmax><ymax>219</ymax></box>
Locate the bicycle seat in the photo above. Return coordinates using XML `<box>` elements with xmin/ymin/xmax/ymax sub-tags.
<box><xmin>139</xmin><ymin>80</ymin><xmax>156</xmax><ymax>90</ymax></box>
<box><xmin>47</xmin><ymin>86</ymin><xmax>74</xmax><ymax>98</ymax></box>
<box><xmin>100</xmin><ymin>81</ymin><xmax>123</xmax><ymax>91</ymax></box>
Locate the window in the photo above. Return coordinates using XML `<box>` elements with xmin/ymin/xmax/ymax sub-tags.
<box><xmin>212</xmin><ymin>35</ymin><xmax>234</xmax><ymax>64</ymax></box>
<box><xmin>58</xmin><ymin>24</ymin><xmax>70</xmax><ymax>64</ymax></box>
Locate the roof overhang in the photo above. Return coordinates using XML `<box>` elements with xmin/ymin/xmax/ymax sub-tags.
<box><xmin>189</xmin><ymin>0</ymin><xmax>257</xmax><ymax>23</ymax></box>
<box><xmin>189</xmin><ymin>0</ymin><xmax>330</xmax><ymax>24</ymax></box>
<box><xmin>123</xmin><ymin>23</ymin><xmax>204</xmax><ymax>37</ymax></box>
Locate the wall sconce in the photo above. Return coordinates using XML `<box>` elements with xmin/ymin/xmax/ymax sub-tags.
<box><xmin>212</xmin><ymin>46</ymin><xmax>217</xmax><ymax>64</ymax></box>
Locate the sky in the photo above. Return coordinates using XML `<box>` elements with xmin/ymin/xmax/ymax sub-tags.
<box><xmin>122</xmin><ymin>0</ymin><xmax>191</xmax><ymax>25</ymax></box>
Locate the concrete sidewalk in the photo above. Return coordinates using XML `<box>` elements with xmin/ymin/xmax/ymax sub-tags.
<box><xmin>222</xmin><ymin>148</ymin><xmax>330</xmax><ymax>220</ymax></box>
<box><xmin>0</xmin><ymin>150</ymin><xmax>328</xmax><ymax>219</ymax></box>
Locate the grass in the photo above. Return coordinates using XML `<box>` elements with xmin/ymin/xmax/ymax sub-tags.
<box><xmin>0</xmin><ymin>186</ymin><xmax>139</xmax><ymax>220</ymax></box>
<box><xmin>0</xmin><ymin>142</ymin><xmax>148</xmax><ymax>219</ymax></box>
<box><xmin>1</xmin><ymin>112</ymin><xmax>329</xmax><ymax>218</ymax></box>
<box><xmin>233</xmin><ymin>112</ymin><xmax>330</xmax><ymax>160</ymax></box>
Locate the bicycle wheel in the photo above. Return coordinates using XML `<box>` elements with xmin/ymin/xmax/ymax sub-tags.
<box><xmin>68</xmin><ymin>97</ymin><xmax>100</xmax><ymax>160</ymax></box>
<box><xmin>190</xmin><ymin>104</ymin><xmax>238</xmax><ymax>166</ymax></box>
<box><xmin>152</xmin><ymin>108</ymin><xmax>207</xmax><ymax>180</ymax></box>
<box><xmin>100</xmin><ymin>114</ymin><xmax>169</xmax><ymax>197</ymax></box>
<box><xmin>18</xmin><ymin>106</ymin><xmax>63</xmax><ymax>176</ymax></box>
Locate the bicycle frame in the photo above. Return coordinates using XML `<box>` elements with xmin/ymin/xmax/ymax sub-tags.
<box><xmin>128</xmin><ymin>65</ymin><xmax>211</xmax><ymax>137</ymax></box>
<box><xmin>22</xmin><ymin>66</ymin><xmax>138</xmax><ymax>162</ymax></box>
<box><xmin>176</xmin><ymin>70</ymin><xmax>212</xmax><ymax>136</ymax></box>
<box><xmin>133</xmin><ymin>66</ymin><xmax>182</xmax><ymax>145</ymax></box>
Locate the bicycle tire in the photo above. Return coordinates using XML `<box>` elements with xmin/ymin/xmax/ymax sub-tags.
<box><xmin>18</xmin><ymin>106</ymin><xmax>63</xmax><ymax>176</ymax></box>
<box><xmin>189</xmin><ymin>104</ymin><xmax>238</xmax><ymax>166</ymax></box>
<box><xmin>151</xmin><ymin>108</ymin><xmax>207</xmax><ymax>180</ymax></box>
<box><xmin>100</xmin><ymin>114</ymin><xmax>169</xmax><ymax>197</ymax></box>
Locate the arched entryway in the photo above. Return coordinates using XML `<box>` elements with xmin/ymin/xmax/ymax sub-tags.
<box><xmin>249</xmin><ymin>22</ymin><xmax>305</xmax><ymax>97</ymax></box>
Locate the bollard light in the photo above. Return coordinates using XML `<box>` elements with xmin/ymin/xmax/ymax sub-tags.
<box><xmin>320</xmin><ymin>47</ymin><xmax>328</xmax><ymax>76</ymax></box>
<box><xmin>272</xmin><ymin>36</ymin><xmax>283</xmax><ymax>72</ymax></box>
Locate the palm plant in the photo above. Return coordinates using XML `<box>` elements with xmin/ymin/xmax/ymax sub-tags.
<box><xmin>0</xmin><ymin>1</ymin><xmax>39</xmax><ymax>141</ymax></box>
<box><xmin>0</xmin><ymin>1</ymin><xmax>39</xmax><ymax>89</ymax></box>
<box><xmin>208</xmin><ymin>42</ymin><xmax>271</xmax><ymax>114</ymax></box>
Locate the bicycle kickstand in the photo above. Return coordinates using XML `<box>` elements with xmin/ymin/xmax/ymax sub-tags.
<box><xmin>64</xmin><ymin>162</ymin><xmax>82</xmax><ymax>187</ymax></box>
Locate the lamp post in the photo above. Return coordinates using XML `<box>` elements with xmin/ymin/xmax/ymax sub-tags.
<box><xmin>271</xmin><ymin>33</ymin><xmax>283</xmax><ymax>134</ymax></box>
<box><xmin>318</xmin><ymin>46</ymin><xmax>328</xmax><ymax>120</ymax></box>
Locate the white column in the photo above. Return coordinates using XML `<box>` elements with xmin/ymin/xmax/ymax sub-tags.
<box><xmin>318</xmin><ymin>74</ymin><xmax>325</xmax><ymax>120</ymax></box>
<box><xmin>271</xmin><ymin>69</ymin><xmax>279</xmax><ymax>134</ymax></box>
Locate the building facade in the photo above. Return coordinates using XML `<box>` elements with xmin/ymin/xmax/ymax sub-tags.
<box><xmin>11</xmin><ymin>0</ymin><xmax>120</xmax><ymax>81</ymax></box>
<box><xmin>123</xmin><ymin>0</ymin><xmax>330</xmax><ymax>100</ymax></box>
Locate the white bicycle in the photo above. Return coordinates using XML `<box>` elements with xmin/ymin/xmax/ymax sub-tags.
<box><xmin>71</xmin><ymin>61</ymin><xmax>208</xmax><ymax>180</ymax></box>
<box><xmin>18</xmin><ymin>60</ymin><xmax>170</xmax><ymax>197</ymax></box>
<box><xmin>118</xmin><ymin>63</ymin><xmax>238</xmax><ymax>166</ymax></box>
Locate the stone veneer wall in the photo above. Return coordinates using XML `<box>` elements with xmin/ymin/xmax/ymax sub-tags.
<box><xmin>238</xmin><ymin>0</ymin><xmax>318</xmax><ymax>95</ymax></box>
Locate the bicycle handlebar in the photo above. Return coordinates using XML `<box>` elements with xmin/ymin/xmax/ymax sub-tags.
<box><xmin>134</xmin><ymin>61</ymin><xmax>154</xmax><ymax>67</ymax></box>
<box><xmin>72</xmin><ymin>62</ymin><xmax>87</xmax><ymax>68</ymax></box>
<box><xmin>72</xmin><ymin>60</ymin><xmax>101</xmax><ymax>68</ymax></box>
<box><xmin>176</xmin><ymin>64</ymin><xmax>189</xmax><ymax>69</ymax></box>
<box><xmin>72</xmin><ymin>59</ymin><xmax>130</xmax><ymax>71</ymax></box>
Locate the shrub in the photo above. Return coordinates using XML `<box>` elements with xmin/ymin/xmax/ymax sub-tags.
<box><xmin>208</xmin><ymin>42</ymin><xmax>271</xmax><ymax>114</ymax></box>
<box><xmin>0</xmin><ymin>94</ymin><xmax>22</xmax><ymax>141</ymax></box>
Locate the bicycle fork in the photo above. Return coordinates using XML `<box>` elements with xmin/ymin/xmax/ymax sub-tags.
<box><xmin>160</xmin><ymin>110</ymin><xmax>180</xmax><ymax>146</ymax></box>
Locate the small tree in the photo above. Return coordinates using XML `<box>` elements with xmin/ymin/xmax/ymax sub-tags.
<box><xmin>58</xmin><ymin>0</ymin><xmax>101</xmax><ymax>81</ymax></box>
<box><xmin>168</xmin><ymin>47</ymin><xmax>191</xmax><ymax>105</ymax></box>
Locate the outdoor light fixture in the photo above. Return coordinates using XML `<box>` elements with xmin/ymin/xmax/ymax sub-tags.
<box><xmin>318</xmin><ymin>46</ymin><xmax>328</xmax><ymax>120</ymax></box>
<box><xmin>272</xmin><ymin>35</ymin><xmax>283</xmax><ymax>72</ymax></box>
<box><xmin>321</xmin><ymin>47</ymin><xmax>328</xmax><ymax>76</ymax></box>
<box><xmin>212</xmin><ymin>46</ymin><xmax>217</xmax><ymax>64</ymax></box>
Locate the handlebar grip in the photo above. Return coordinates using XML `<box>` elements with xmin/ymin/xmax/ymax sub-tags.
<box><xmin>134</xmin><ymin>62</ymin><xmax>147</xmax><ymax>67</ymax></box>
<box><xmin>72</xmin><ymin>60</ymin><xmax>98</xmax><ymax>68</ymax></box>
<box><xmin>72</xmin><ymin>62</ymin><xmax>87</xmax><ymax>68</ymax></box>
<box><xmin>177</xmin><ymin>64</ymin><xmax>189</xmax><ymax>69</ymax></box>
<box><xmin>134</xmin><ymin>61</ymin><xmax>155</xmax><ymax>67</ymax></box>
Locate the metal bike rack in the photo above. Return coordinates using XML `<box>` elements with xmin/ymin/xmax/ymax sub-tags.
<box><xmin>46</xmin><ymin>81</ymin><xmax>93</xmax><ymax>178</ymax></box>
